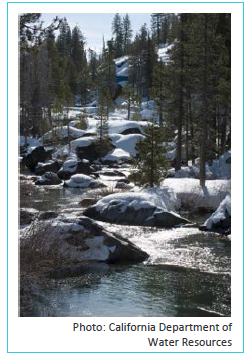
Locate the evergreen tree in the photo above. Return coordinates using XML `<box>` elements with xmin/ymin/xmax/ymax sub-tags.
<box><xmin>112</xmin><ymin>13</ymin><xmax>124</xmax><ymax>57</ymax></box>
<box><xmin>19</xmin><ymin>14</ymin><xmax>61</xmax><ymax>140</ymax></box>
<box><xmin>129</xmin><ymin>25</ymin><xmax>157</xmax><ymax>98</ymax></box>
<box><xmin>123</xmin><ymin>14</ymin><xmax>132</xmax><ymax>54</ymax></box>
<box><xmin>96</xmin><ymin>88</ymin><xmax>112</xmax><ymax>144</ymax></box>
<box><xmin>88</xmin><ymin>48</ymin><xmax>98</xmax><ymax>87</ymax></box>
<box><xmin>129</xmin><ymin>117</ymin><xmax>168</xmax><ymax>187</ymax></box>
<box><xmin>150</xmin><ymin>60</ymin><xmax>167</xmax><ymax>126</ymax></box>
<box><xmin>151</xmin><ymin>13</ymin><xmax>165</xmax><ymax>47</ymax></box>
<box><xmin>95</xmin><ymin>89</ymin><xmax>113</xmax><ymax>159</ymax></box>
<box><xmin>56</xmin><ymin>18</ymin><xmax>71</xmax><ymax>57</ymax></box>
<box><xmin>98</xmin><ymin>39</ymin><xmax>116</xmax><ymax>98</ymax></box>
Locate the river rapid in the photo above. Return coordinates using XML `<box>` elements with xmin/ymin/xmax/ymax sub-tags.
<box><xmin>20</xmin><ymin>178</ymin><xmax>231</xmax><ymax>317</ymax></box>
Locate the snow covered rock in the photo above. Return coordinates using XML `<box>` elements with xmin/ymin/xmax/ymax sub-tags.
<box><xmin>111</xmin><ymin>133</ymin><xmax>144</xmax><ymax>156</ymax></box>
<box><xmin>101</xmin><ymin>134</ymin><xmax>144</xmax><ymax>164</ymax></box>
<box><xmin>63</xmin><ymin>174</ymin><xmax>105</xmax><ymax>189</ymax></box>
<box><xmin>57</xmin><ymin>159</ymin><xmax>97</xmax><ymax>180</ymax></box>
<box><xmin>102</xmin><ymin>148</ymin><xmax>131</xmax><ymax>164</ymax></box>
<box><xmin>22</xmin><ymin>146</ymin><xmax>52</xmax><ymax>171</ymax></box>
<box><xmin>23</xmin><ymin>216</ymin><xmax>148</xmax><ymax>264</ymax></box>
<box><xmin>200</xmin><ymin>194</ymin><xmax>231</xmax><ymax>234</ymax></box>
<box><xmin>35</xmin><ymin>172</ymin><xmax>62</xmax><ymax>186</ymax></box>
<box><xmin>35</xmin><ymin>160</ymin><xmax>61</xmax><ymax>175</ymax></box>
<box><xmin>84</xmin><ymin>189</ymin><xmax>189</xmax><ymax>227</ymax></box>
<box><xmin>42</xmin><ymin>126</ymin><xmax>86</xmax><ymax>144</ymax></box>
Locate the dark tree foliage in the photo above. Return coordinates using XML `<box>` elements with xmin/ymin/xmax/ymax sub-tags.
<box><xmin>129</xmin><ymin>118</ymin><xmax>168</xmax><ymax>187</ymax></box>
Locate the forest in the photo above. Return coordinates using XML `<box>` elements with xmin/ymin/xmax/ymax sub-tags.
<box><xmin>20</xmin><ymin>12</ymin><xmax>231</xmax><ymax>187</ymax></box>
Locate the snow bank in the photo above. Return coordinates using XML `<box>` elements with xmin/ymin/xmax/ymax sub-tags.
<box><xmin>162</xmin><ymin>178</ymin><xmax>230</xmax><ymax>211</ymax></box>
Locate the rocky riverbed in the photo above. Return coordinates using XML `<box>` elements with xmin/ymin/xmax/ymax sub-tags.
<box><xmin>19</xmin><ymin>172</ymin><xmax>231</xmax><ymax>317</ymax></box>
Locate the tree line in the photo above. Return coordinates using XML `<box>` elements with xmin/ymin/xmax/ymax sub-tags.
<box><xmin>19</xmin><ymin>13</ymin><xmax>231</xmax><ymax>187</ymax></box>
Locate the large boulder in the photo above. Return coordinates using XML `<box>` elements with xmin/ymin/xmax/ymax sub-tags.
<box><xmin>42</xmin><ymin>126</ymin><xmax>86</xmax><ymax>145</ymax></box>
<box><xmin>73</xmin><ymin>137</ymin><xmax>115</xmax><ymax>162</ymax></box>
<box><xmin>35</xmin><ymin>172</ymin><xmax>62</xmax><ymax>186</ymax></box>
<box><xmin>57</xmin><ymin>159</ymin><xmax>97</xmax><ymax>180</ymax></box>
<box><xmin>200</xmin><ymin>194</ymin><xmax>231</xmax><ymax>234</ymax></box>
<box><xmin>84</xmin><ymin>190</ymin><xmax>189</xmax><ymax>228</ymax></box>
<box><xmin>23</xmin><ymin>216</ymin><xmax>148</xmax><ymax>264</ymax></box>
<box><xmin>35</xmin><ymin>160</ymin><xmax>62</xmax><ymax>175</ymax></box>
<box><xmin>22</xmin><ymin>146</ymin><xmax>52</xmax><ymax>171</ymax></box>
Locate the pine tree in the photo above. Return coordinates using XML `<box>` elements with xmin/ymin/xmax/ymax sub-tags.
<box><xmin>150</xmin><ymin>60</ymin><xmax>167</xmax><ymax>126</ymax></box>
<box><xmin>95</xmin><ymin>89</ymin><xmax>113</xmax><ymax>158</ymax></box>
<box><xmin>112</xmin><ymin>13</ymin><xmax>124</xmax><ymax>57</ymax></box>
<box><xmin>129</xmin><ymin>117</ymin><xmax>168</xmax><ymax>187</ymax></box>
<box><xmin>96</xmin><ymin>89</ymin><xmax>111</xmax><ymax>144</ymax></box>
<box><xmin>123</xmin><ymin>14</ymin><xmax>132</xmax><ymax>54</ymax></box>
<box><xmin>151</xmin><ymin>13</ymin><xmax>165</xmax><ymax>47</ymax></box>
<box><xmin>19</xmin><ymin>13</ymin><xmax>61</xmax><ymax>141</ymax></box>
<box><xmin>129</xmin><ymin>25</ymin><xmax>156</xmax><ymax>98</ymax></box>
<box><xmin>98</xmin><ymin>39</ymin><xmax>116</xmax><ymax>98</ymax></box>
<box><xmin>56</xmin><ymin>18</ymin><xmax>71</xmax><ymax>57</ymax></box>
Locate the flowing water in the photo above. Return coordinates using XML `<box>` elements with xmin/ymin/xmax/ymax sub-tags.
<box><xmin>20</xmin><ymin>178</ymin><xmax>231</xmax><ymax>317</ymax></box>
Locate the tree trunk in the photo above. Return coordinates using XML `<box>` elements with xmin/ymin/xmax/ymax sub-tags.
<box><xmin>200</xmin><ymin>15</ymin><xmax>208</xmax><ymax>187</ymax></box>
<box><xmin>175</xmin><ymin>14</ymin><xmax>185</xmax><ymax>171</ymax></box>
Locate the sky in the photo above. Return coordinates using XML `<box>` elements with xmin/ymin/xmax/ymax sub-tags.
<box><xmin>41</xmin><ymin>13</ymin><xmax>152</xmax><ymax>53</ymax></box>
